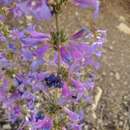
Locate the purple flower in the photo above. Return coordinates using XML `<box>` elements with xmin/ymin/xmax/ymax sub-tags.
<box><xmin>9</xmin><ymin>28</ymin><xmax>24</xmax><ymax>40</ymax></box>
<box><xmin>34</xmin><ymin>116</ymin><xmax>53</xmax><ymax>129</ymax></box>
<box><xmin>60</xmin><ymin>47</ymin><xmax>73</xmax><ymax>65</ymax></box>
<box><xmin>31</xmin><ymin>0</ymin><xmax>52</xmax><ymax>20</ymax></box>
<box><xmin>16</xmin><ymin>0</ymin><xmax>52</xmax><ymax>20</ymax></box>
<box><xmin>70</xmin><ymin>27</ymin><xmax>90</xmax><ymax>40</ymax></box>
<box><xmin>0</xmin><ymin>0</ymin><xmax>106</xmax><ymax>129</ymax></box>
<box><xmin>34</xmin><ymin>44</ymin><xmax>49</xmax><ymax>58</ymax></box>
<box><xmin>20</xmin><ymin>31</ymin><xmax>50</xmax><ymax>47</ymax></box>
<box><xmin>31</xmin><ymin>59</ymin><xmax>44</xmax><ymax>71</ymax></box>
<box><xmin>0</xmin><ymin>32</ymin><xmax>7</xmax><ymax>42</ymax></box>
<box><xmin>0</xmin><ymin>15</ymin><xmax>5</xmax><ymax>21</ymax></box>
<box><xmin>0</xmin><ymin>79</ymin><xmax>8</xmax><ymax>102</ymax></box>
<box><xmin>11</xmin><ymin>6</ymin><xmax>24</xmax><ymax>18</ymax></box>
<box><xmin>8</xmin><ymin>106</ymin><xmax>22</xmax><ymax>123</ymax></box>
<box><xmin>8</xmin><ymin>43</ymin><xmax>16</xmax><ymax>52</ymax></box>
<box><xmin>0</xmin><ymin>55</ymin><xmax>11</xmax><ymax>69</ymax></box>
<box><xmin>21</xmin><ymin>91</ymin><xmax>35</xmax><ymax>109</ymax></box>
<box><xmin>72</xmin><ymin>0</ymin><xmax>100</xmax><ymax>18</ymax></box>
<box><xmin>19</xmin><ymin>27</ymin><xmax>106</xmax><ymax>70</ymax></box>
<box><xmin>64</xmin><ymin>107</ymin><xmax>84</xmax><ymax>122</ymax></box>
<box><xmin>61</xmin><ymin>83</ymin><xmax>72</xmax><ymax>97</ymax></box>
<box><xmin>72</xmin><ymin>79</ymin><xmax>85</xmax><ymax>90</ymax></box>
<box><xmin>72</xmin><ymin>79</ymin><xmax>86</xmax><ymax>100</ymax></box>
<box><xmin>21</xmin><ymin>48</ymin><xmax>33</xmax><ymax>61</ymax></box>
<box><xmin>0</xmin><ymin>0</ymin><xmax>13</xmax><ymax>5</ymax></box>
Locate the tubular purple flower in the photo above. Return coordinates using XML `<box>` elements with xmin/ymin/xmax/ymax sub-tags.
<box><xmin>0</xmin><ymin>79</ymin><xmax>8</xmax><ymax>102</ymax></box>
<box><xmin>61</xmin><ymin>83</ymin><xmax>72</xmax><ymax>97</ymax></box>
<box><xmin>16</xmin><ymin>0</ymin><xmax>52</xmax><ymax>20</ymax></box>
<box><xmin>21</xmin><ymin>48</ymin><xmax>33</xmax><ymax>61</ymax></box>
<box><xmin>72</xmin><ymin>0</ymin><xmax>100</xmax><ymax>19</ymax></box>
<box><xmin>35</xmin><ymin>116</ymin><xmax>53</xmax><ymax>129</ymax></box>
<box><xmin>0</xmin><ymin>32</ymin><xmax>7</xmax><ymax>42</ymax></box>
<box><xmin>0</xmin><ymin>15</ymin><xmax>5</xmax><ymax>21</ymax></box>
<box><xmin>72</xmin><ymin>79</ymin><xmax>86</xmax><ymax>92</ymax></box>
<box><xmin>20</xmin><ymin>31</ymin><xmax>50</xmax><ymax>47</ymax></box>
<box><xmin>64</xmin><ymin>107</ymin><xmax>84</xmax><ymax>122</ymax></box>
<box><xmin>60</xmin><ymin>47</ymin><xmax>73</xmax><ymax>65</ymax></box>
<box><xmin>70</xmin><ymin>27</ymin><xmax>90</xmax><ymax>40</ymax></box>
<box><xmin>0</xmin><ymin>0</ymin><xmax>13</xmax><ymax>5</ymax></box>
<box><xmin>32</xmin><ymin>0</ymin><xmax>52</xmax><ymax>20</ymax></box>
<box><xmin>34</xmin><ymin>44</ymin><xmax>49</xmax><ymax>58</ymax></box>
<box><xmin>9</xmin><ymin>28</ymin><xmax>24</xmax><ymax>40</ymax></box>
<box><xmin>31</xmin><ymin>59</ymin><xmax>44</xmax><ymax>71</ymax></box>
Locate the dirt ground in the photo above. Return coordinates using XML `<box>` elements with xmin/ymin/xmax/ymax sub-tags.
<box><xmin>95</xmin><ymin>1</ymin><xmax>130</xmax><ymax>129</ymax></box>
<box><xmin>88</xmin><ymin>0</ymin><xmax>130</xmax><ymax>130</ymax></box>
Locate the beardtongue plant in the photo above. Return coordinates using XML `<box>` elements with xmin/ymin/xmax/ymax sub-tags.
<box><xmin>0</xmin><ymin>0</ymin><xmax>106</xmax><ymax>130</ymax></box>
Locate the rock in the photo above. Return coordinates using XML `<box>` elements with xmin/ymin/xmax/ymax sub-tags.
<box><xmin>124</xmin><ymin>112</ymin><xmax>128</xmax><ymax>116</ymax></box>
<box><xmin>117</xmin><ymin>23</ymin><xmax>130</xmax><ymax>35</ymax></box>
<box><xmin>102</xmin><ymin>72</ymin><xmax>106</xmax><ymax>76</ymax></box>
<box><xmin>110</xmin><ymin>71</ymin><xmax>114</xmax><ymax>76</ymax></box>
<box><xmin>115</xmin><ymin>72</ymin><xmax>120</xmax><ymax>80</ymax></box>
<box><xmin>2</xmin><ymin>124</ymin><xmax>11</xmax><ymax>130</ymax></box>
<box><xmin>124</xmin><ymin>81</ymin><xmax>128</xmax><ymax>85</ymax></box>
<box><xmin>108</xmin><ymin>46</ymin><xmax>113</xmax><ymax>51</ymax></box>
<box><xmin>110</xmin><ymin>83</ymin><xmax>114</xmax><ymax>87</ymax></box>
<box><xmin>118</xmin><ymin>16</ymin><xmax>126</xmax><ymax>22</ymax></box>
<box><xmin>112</xmin><ymin>40</ymin><xmax>116</xmax><ymax>45</ymax></box>
<box><xmin>75</xmin><ymin>11</ymin><xmax>79</xmax><ymax>16</ymax></box>
<box><xmin>119</xmin><ymin>121</ymin><xmax>123</xmax><ymax>127</ymax></box>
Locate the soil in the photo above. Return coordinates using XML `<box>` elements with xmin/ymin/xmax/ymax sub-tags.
<box><xmin>90</xmin><ymin>0</ymin><xmax>130</xmax><ymax>130</ymax></box>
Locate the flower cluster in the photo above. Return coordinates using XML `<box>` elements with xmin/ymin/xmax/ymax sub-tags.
<box><xmin>0</xmin><ymin>0</ymin><xmax>106</xmax><ymax>130</ymax></box>
<box><xmin>0</xmin><ymin>0</ymin><xmax>99</xmax><ymax>20</ymax></box>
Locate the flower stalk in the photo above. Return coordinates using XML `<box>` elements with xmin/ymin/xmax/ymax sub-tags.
<box><xmin>55</xmin><ymin>6</ymin><xmax>61</xmax><ymax>75</ymax></box>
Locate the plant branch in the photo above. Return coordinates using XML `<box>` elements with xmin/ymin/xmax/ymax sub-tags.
<box><xmin>55</xmin><ymin>12</ymin><xmax>61</xmax><ymax>74</ymax></box>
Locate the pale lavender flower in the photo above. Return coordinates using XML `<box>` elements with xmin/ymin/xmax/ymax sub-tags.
<box><xmin>31</xmin><ymin>59</ymin><xmax>44</xmax><ymax>71</ymax></box>
<box><xmin>0</xmin><ymin>32</ymin><xmax>7</xmax><ymax>42</ymax></box>
<box><xmin>16</xmin><ymin>0</ymin><xmax>52</xmax><ymax>20</ymax></box>
<box><xmin>71</xmin><ymin>123</ymin><xmax>84</xmax><ymax>130</ymax></box>
<box><xmin>34</xmin><ymin>116</ymin><xmax>53</xmax><ymax>129</ymax></box>
<box><xmin>64</xmin><ymin>107</ymin><xmax>84</xmax><ymax>122</ymax></box>
<box><xmin>0</xmin><ymin>0</ymin><xmax>13</xmax><ymax>5</ymax></box>
<box><xmin>72</xmin><ymin>0</ymin><xmax>100</xmax><ymax>19</ymax></box>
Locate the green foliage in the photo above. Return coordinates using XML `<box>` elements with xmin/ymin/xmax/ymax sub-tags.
<box><xmin>51</xmin><ymin>30</ymin><xmax>68</xmax><ymax>49</ymax></box>
<box><xmin>0</xmin><ymin>21</ymin><xmax>10</xmax><ymax>36</ymax></box>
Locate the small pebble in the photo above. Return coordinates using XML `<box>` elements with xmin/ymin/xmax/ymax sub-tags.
<box><xmin>75</xmin><ymin>11</ymin><xmax>79</xmax><ymax>16</ymax></box>
<box><xmin>108</xmin><ymin>46</ymin><xmax>113</xmax><ymax>51</ymax></box>
<box><xmin>111</xmin><ymin>83</ymin><xmax>114</xmax><ymax>87</ymax></box>
<box><xmin>124</xmin><ymin>112</ymin><xmax>128</xmax><ymax>116</ymax></box>
<box><xmin>112</xmin><ymin>40</ymin><xmax>116</xmax><ymax>44</ymax></box>
<box><xmin>102</xmin><ymin>71</ymin><xmax>106</xmax><ymax>76</ymax></box>
<box><xmin>124</xmin><ymin>81</ymin><xmax>128</xmax><ymax>85</ymax></box>
<box><xmin>115</xmin><ymin>72</ymin><xmax>120</xmax><ymax>80</ymax></box>
<box><xmin>118</xmin><ymin>16</ymin><xmax>126</xmax><ymax>22</ymax></box>
<box><xmin>117</xmin><ymin>23</ymin><xmax>130</xmax><ymax>35</ymax></box>
<box><xmin>110</xmin><ymin>71</ymin><xmax>114</xmax><ymax>76</ymax></box>
<box><xmin>2</xmin><ymin>124</ymin><xmax>11</xmax><ymax>130</ymax></box>
<box><xmin>119</xmin><ymin>121</ymin><xmax>123</xmax><ymax>126</ymax></box>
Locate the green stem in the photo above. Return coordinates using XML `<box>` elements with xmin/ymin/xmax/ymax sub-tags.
<box><xmin>55</xmin><ymin>12</ymin><xmax>59</xmax><ymax>33</ymax></box>
<box><xmin>55</xmin><ymin>13</ymin><xmax>61</xmax><ymax>74</ymax></box>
